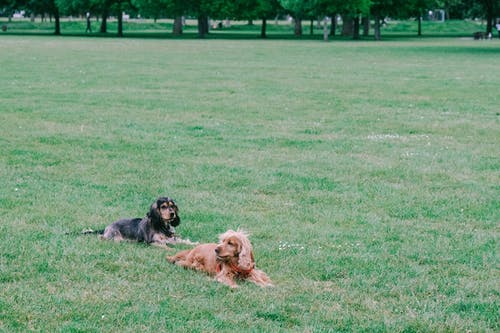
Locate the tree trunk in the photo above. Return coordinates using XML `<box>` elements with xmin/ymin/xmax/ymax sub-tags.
<box><xmin>485</xmin><ymin>0</ymin><xmax>493</xmax><ymax>34</ymax></box>
<box><xmin>329</xmin><ymin>14</ymin><xmax>337</xmax><ymax>36</ymax></box>
<box><xmin>374</xmin><ymin>15</ymin><xmax>381</xmax><ymax>40</ymax></box>
<box><xmin>417</xmin><ymin>14</ymin><xmax>422</xmax><ymax>36</ymax></box>
<box><xmin>260</xmin><ymin>18</ymin><xmax>267</xmax><ymax>38</ymax></box>
<box><xmin>353</xmin><ymin>16</ymin><xmax>360</xmax><ymax>40</ymax></box>
<box><xmin>173</xmin><ymin>16</ymin><xmax>183</xmax><ymax>35</ymax></box>
<box><xmin>100</xmin><ymin>12</ymin><xmax>108</xmax><ymax>33</ymax></box>
<box><xmin>54</xmin><ymin>8</ymin><xmax>60</xmax><ymax>35</ymax></box>
<box><xmin>294</xmin><ymin>16</ymin><xmax>302</xmax><ymax>36</ymax></box>
<box><xmin>117</xmin><ymin>8</ymin><xmax>123</xmax><ymax>37</ymax></box>
<box><xmin>310</xmin><ymin>19</ymin><xmax>313</xmax><ymax>35</ymax></box>
<box><xmin>362</xmin><ymin>16</ymin><xmax>369</xmax><ymax>36</ymax></box>
<box><xmin>341</xmin><ymin>15</ymin><xmax>353</xmax><ymax>36</ymax></box>
<box><xmin>198</xmin><ymin>14</ymin><xmax>209</xmax><ymax>38</ymax></box>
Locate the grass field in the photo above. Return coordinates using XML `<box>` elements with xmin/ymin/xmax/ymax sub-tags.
<box><xmin>0</xmin><ymin>35</ymin><xmax>499</xmax><ymax>332</ymax></box>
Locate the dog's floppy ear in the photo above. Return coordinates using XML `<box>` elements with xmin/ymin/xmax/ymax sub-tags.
<box><xmin>147</xmin><ymin>199</ymin><xmax>163</xmax><ymax>229</ymax></box>
<box><xmin>237</xmin><ymin>235</ymin><xmax>255</xmax><ymax>271</ymax></box>
<box><xmin>170</xmin><ymin>215</ymin><xmax>180</xmax><ymax>227</ymax></box>
<box><xmin>170</xmin><ymin>200</ymin><xmax>181</xmax><ymax>227</ymax></box>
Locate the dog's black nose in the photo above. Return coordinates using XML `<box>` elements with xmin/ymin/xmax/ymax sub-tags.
<box><xmin>170</xmin><ymin>212</ymin><xmax>175</xmax><ymax>218</ymax></box>
<box><xmin>215</xmin><ymin>247</ymin><xmax>220</xmax><ymax>254</ymax></box>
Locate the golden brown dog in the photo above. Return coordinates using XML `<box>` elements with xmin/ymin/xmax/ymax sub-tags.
<box><xmin>167</xmin><ymin>230</ymin><xmax>272</xmax><ymax>288</ymax></box>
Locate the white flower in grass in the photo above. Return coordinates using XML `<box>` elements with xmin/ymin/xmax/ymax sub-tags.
<box><xmin>278</xmin><ymin>241</ymin><xmax>304</xmax><ymax>251</ymax></box>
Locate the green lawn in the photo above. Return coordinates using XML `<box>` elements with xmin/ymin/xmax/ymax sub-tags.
<box><xmin>0</xmin><ymin>35</ymin><xmax>498</xmax><ymax>332</ymax></box>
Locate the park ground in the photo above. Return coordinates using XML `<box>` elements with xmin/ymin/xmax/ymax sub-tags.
<box><xmin>0</xmin><ymin>29</ymin><xmax>499</xmax><ymax>332</ymax></box>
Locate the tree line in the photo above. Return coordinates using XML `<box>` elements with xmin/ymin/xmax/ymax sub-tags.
<box><xmin>1</xmin><ymin>0</ymin><xmax>499</xmax><ymax>39</ymax></box>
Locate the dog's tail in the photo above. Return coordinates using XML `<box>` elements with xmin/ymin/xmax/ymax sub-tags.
<box><xmin>65</xmin><ymin>228</ymin><xmax>105</xmax><ymax>236</ymax></box>
<box><xmin>81</xmin><ymin>228</ymin><xmax>105</xmax><ymax>235</ymax></box>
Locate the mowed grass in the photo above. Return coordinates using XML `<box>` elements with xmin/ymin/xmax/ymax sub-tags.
<box><xmin>0</xmin><ymin>36</ymin><xmax>499</xmax><ymax>332</ymax></box>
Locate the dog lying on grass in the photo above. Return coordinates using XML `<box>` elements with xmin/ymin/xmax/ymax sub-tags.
<box><xmin>101</xmin><ymin>196</ymin><xmax>181</xmax><ymax>247</ymax></box>
<box><xmin>167</xmin><ymin>229</ymin><xmax>272</xmax><ymax>288</ymax></box>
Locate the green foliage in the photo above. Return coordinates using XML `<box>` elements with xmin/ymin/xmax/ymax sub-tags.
<box><xmin>0</xmin><ymin>36</ymin><xmax>499</xmax><ymax>332</ymax></box>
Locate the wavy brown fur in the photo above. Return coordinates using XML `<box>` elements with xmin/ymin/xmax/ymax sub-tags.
<box><xmin>167</xmin><ymin>229</ymin><xmax>272</xmax><ymax>288</ymax></box>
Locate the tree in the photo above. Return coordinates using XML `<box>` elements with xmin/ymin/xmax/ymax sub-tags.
<box><xmin>51</xmin><ymin>0</ymin><xmax>60</xmax><ymax>34</ymax></box>
<box><xmin>27</xmin><ymin>0</ymin><xmax>61</xmax><ymax>33</ymax></box>
<box><xmin>56</xmin><ymin>0</ymin><xmax>89</xmax><ymax>17</ymax></box>
<box><xmin>371</xmin><ymin>0</ymin><xmax>413</xmax><ymax>40</ymax></box>
<box><xmin>479</xmin><ymin>0</ymin><xmax>500</xmax><ymax>33</ymax></box>
<box><xmin>312</xmin><ymin>0</ymin><xmax>345</xmax><ymax>37</ymax></box>
<box><xmin>0</xmin><ymin>0</ymin><xmax>17</xmax><ymax>20</ymax></box>
<box><xmin>97</xmin><ymin>0</ymin><xmax>135</xmax><ymax>36</ymax></box>
<box><xmin>437</xmin><ymin>0</ymin><xmax>467</xmax><ymax>19</ymax></box>
<box><xmin>165</xmin><ymin>0</ymin><xmax>185</xmax><ymax>35</ymax></box>
<box><xmin>226</xmin><ymin>0</ymin><xmax>281</xmax><ymax>38</ymax></box>
<box><xmin>188</xmin><ymin>0</ymin><xmax>242</xmax><ymax>38</ymax></box>
<box><xmin>133</xmin><ymin>0</ymin><xmax>166</xmax><ymax>22</ymax></box>
<box><xmin>95</xmin><ymin>0</ymin><xmax>113</xmax><ymax>33</ymax></box>
<box><xmin>279</xmin><ymin>0</ymin><xmax>315</xmax><ymax>36</ymax></box>
<box><xmin>8</xmin><ymin>0</ymin><xmax>64</xmax><ymax>33</ymax></box>
<box><xmin>337</xmin><ymin>0</ymin><xmax>370</xmax><ymax>39</ymax></box>
<box><xmin>183</xmin><ymin>0</ymin><xmax>218</xmax><ymax>37</ymax></box>
<box><xmin>408</xmin><ymin>0</ymin><xmax>438</xmax><ymax>36</ymax></box>
<box><xmin>255</xmin><ymin>0</ymin><xmax>282</xmax><ymax>38</ymax></box>
<box><xmin>135</xmin><ymin>0</ymin><xmax>191</xmax><ymax>35</ymax></box>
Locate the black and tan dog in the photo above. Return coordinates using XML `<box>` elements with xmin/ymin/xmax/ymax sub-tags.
<box><xmin>101</xmin><ymin>197</ymin><xmax>180</xmax><ymax>246</ymax></box>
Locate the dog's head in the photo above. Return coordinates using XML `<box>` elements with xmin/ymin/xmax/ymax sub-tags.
<box><xmin>148</xmin><ymin>197</ymin><xmax>180</xmax><ymax>234</ymax></box>
<box><xmin>215</xmin><ymin>229</ymin><xmax>255</xmax><ymax>272</ymax></box>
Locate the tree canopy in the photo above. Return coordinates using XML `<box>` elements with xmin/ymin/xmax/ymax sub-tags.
<box><xmin>2</xmin><ymin>0</ymin><xmax>499</xmax><ymax>37</ymax></box>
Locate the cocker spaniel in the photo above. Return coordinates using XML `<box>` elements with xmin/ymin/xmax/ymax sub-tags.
<box><xmin>167</xmin><ymin>229</ymin><xmax>272</xmax><ymax>288</ymax></box>
<box><xmin>101</xmin><ymin>196</ymin><xmax>180</xmax><ymax>246</ymax></box>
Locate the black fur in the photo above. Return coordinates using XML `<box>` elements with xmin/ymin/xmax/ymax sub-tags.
<box><xmin>101</xmin><ymin>196</ymin><xmax>180</xmax><ymax>244</ymax></box>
